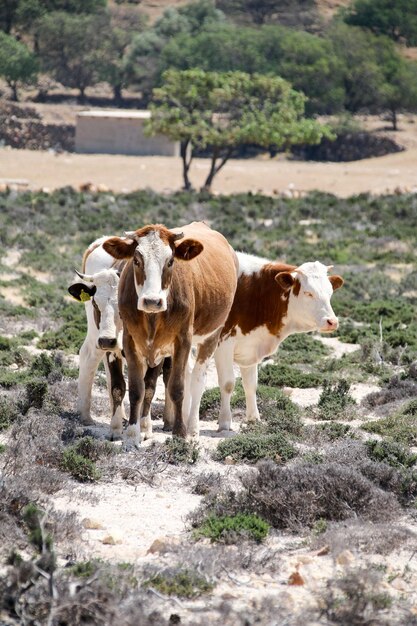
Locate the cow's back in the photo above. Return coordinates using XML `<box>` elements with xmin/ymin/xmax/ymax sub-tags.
<box><xmin>174</xmin><ymin>222</ymin><xmax>238</xmax><ymax>336</ymax></box>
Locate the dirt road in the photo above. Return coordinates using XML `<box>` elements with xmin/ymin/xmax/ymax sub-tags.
<box><xmin>1</xmin><ymin>145</ymin><xmax>417</xmax><ymax>197</ymax></box>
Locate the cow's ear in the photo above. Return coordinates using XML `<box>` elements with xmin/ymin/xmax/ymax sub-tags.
<box><xmin>68</xmin><ymin>283</ymin><xmax>97</xmax><ymax>302</ymax></box>
<box><xmin>103</xmin><ymin>237</ymin><xmax>137</xmax><ymax>260</ymax></box>
<box><xmin>174</xmin><ymin>239</ymin><xmax>204</xmax><ymax>261</ymax></box>
<box><xmin>329</xmin><ymin>275</ymin><xmax>344</xmax><ymax>291</ymax></box>
<box><xmin>275</xmin><ymin>272</ymin><xmax>294</xmax><ymax>291</ymax></box>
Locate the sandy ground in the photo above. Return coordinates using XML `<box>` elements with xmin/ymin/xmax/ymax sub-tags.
<box><xmin>1</xmin><ymin>145</ymin><xmax>417</xmax><ymax>197</ymax></box>
<box><xmin>53</xmin><ymin>336</ymin><xmax>377</xmax><ymax>564</ymax></box>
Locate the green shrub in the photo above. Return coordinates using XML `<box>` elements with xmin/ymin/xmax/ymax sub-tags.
<box><xmin>164</xmin><ymin>437</ymin><xmax>199</xmax><ymax>464</ymax></box>
<box><xmin>214</xmin><ymin>432</ymin><xmax>296</xmax><ymax>464</ymax></box>
<box><xmin>317</xmin><ymin>379</ymin><xmax>356</xmax><ymax>420</ymax></box>
<box><xmin>317</xmin><ymin>422</ymin><xmax>352</xmax><ymax>441</ymax></box>
<box><xmin>194</xmin><ymin>513</ymin><xmax>269</xmax><ymax>543</ymax></box>
<box><xmin>200</xmin><ymin>386</ymin><xmax>221</xmax><ymax>416</ymax></box>
<box><xmin>24</xmin><ymin>379</ymin><xmax>48</xmax><ymax>411</ymax></box>
<box><xmin>71</xmin><ymin>436</ymin><xmax>116</xmax><ymax>462</ymax></box>
<box><xmin>0</xmin><ymin>396</ymin><xmax>19</xmax><ymax>430</ymax></box>
<box><xmin>365</xmin><ymin>439</ymin><xmax>417</xmax><ymax>469</ymax></box>
<box><xmin>258</xmin><ymin>363</ymin><xmax>324</xmax><ymax>388</ymax></box>
<box><xmin>61</xmin><ymin>447</ymin><xmax>101</xmax><ymax>482</ymax></box>
<box><xmin>144</xmin><ymin>569</ymin><xmax>214</xmax><ymax>598</ymax></box>
<box><xmin>362</xmin><ymin>406</ymin><xmax>417</xmax><ymax>446</ymax></box>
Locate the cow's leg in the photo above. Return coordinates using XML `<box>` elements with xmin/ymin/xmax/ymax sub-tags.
<box><xmin>188</xmin><ymin>331</ymin><xmax>222</xmax><ymax>439</ymax></box>
<box><xmin>162</xmin><ymin>357</ymin><xmax>174</xmax><ymax>431</ymax></box>
<box><xmin>141</xmin><ymin>363</ymin><xmax>163</xmax><ymax>439</ymax></box>
<box><xmin>104</xmin><ymin>352</ymin><xmax>126</xmax><ymax>440</ymax></box>
<box><xmin>168</xmin><ymin>335</ymin><xmax>192</xmax><ymax>438</ymax></box>
<box><xmin>124</xmin><ymin>333</ymin><xmax>146</xmax><ymax>448</ymax></box>
<box><xmin>214</xmin><ymin>338</ymin><xmax>235</xmax><ymax>432</ymax></box>
<box><xmin>77</xmin><ymin>338</ymin><xmax>102</xmax><ymax>425</ymax></box>
<box><xmin>240</xmin><ymin>364</ymin><xmax>260</xmax><ymax>422</ymax></box>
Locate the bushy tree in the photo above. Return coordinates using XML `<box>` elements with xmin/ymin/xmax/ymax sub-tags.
<box><xmin>0</xmin><ymin>31</ymin><xmax>38</xmax><ymax>100</ymax></box>
<box><xmin>147</xmin><ymin>69</ymin><xmax>333</xmax><ymax>191</ymax></box>
<box><xmin>36</xmin><ymin>10</ymin><xmax>108</xmax><ymax>100</ymax></box>
<box><xmin>217</xmin><ymin>0</ymin><xmax>315</xmax><ymax>26</ymax></box>
<box><xmin>125</xmin><ymin>0</ymin><xmax>225</xmax><ymax>102</ymax></box>
<box><xmin>328</xmin><ymin>23</ymin><xmax>417</xmax><ymax>126</ymax></box>
<box><xmin>0</xmin><ymin>0</ymin><xmax>106</xmax><ymax>35</ymax></box>
<box><xmin>344</xmin><ymin>0</ymin><xmax>417</xmax><ymax>46</ymax></box>
<box><xmin>161</xmin><ymin>24</ymin><xmax>345</xmax><ymax>114</ymax></box>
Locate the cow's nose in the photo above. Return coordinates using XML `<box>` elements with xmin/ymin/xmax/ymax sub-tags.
<box><xmin>143</xmin><ymin>297</ymin><xmax>163</xmax><ymax>309</ymax></box>
<box><xmin>326</xmin><ymin>318</ymin><xmax>339</xmax><ymax>330</ymax></box>
<box><xmin>98</xmin><ymin>337</ymin><xmax>117</xmax><ymax>350</ymax></box>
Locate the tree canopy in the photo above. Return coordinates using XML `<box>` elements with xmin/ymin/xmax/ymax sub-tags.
<box><xmin>147</xmin><ymin>69</ymin><xmax>333</xmax><ymax>191</ymax></box>
<box><xmin>344</xmin><ymin>0</ymin><xmax>417</xmax><ymax>46</ymax></box>
<box><xmin>0</xmin><ymin>31</ymin><xmax>38</xmax><ymax>100</ymax></box>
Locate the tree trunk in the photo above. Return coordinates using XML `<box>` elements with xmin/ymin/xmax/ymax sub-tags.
<box><xmin>180</xmin><ymin>140</ymin><xmax>193</xmax><ymax>191</ymax></box>
<box><xmin>113</xmin><ymin>84</ymin><xmax>123</xmax><ymax>106</ymax></box>
<box><xmin>78</xmin><ymin>86</ymin><xmax>86</xmax><ymax>104</ymax></box>
<box><xmin>391</xmin><ymin>108</ymin><xmax>398</xmax><ymax>131</ymax></box>
<box><xmin>201</xmin><ymin>147</ymin><xmax>233</xmax><ymax>192</ymax></box>
<box><xmin>9</xmin><ymin>81</ymin><xmax>19</xmax><ymax>102</ymax></box>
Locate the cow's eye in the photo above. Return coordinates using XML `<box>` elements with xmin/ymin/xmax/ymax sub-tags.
<box><xmin>133</xmin><ymin>258</ymin><xmax>140</xmax><ymax>266</ymax></box>
<box><xmin>168</xmin><ymin>257</ymin><xmax>174</xmax><ymax>267</ymax></box>
<box><xmin>304</xmin><ymin>291</ymin><xmax>314</xmax><ymax>298</ymax></box>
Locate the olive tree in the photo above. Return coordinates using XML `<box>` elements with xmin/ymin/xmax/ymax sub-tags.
<box><xmin>146</xmin><ymin>69</ymin><xmax>333</xmax><ymax>191</ymax></box>
<box><xmin>0</xmin><ymin>31</ymin><xmax>38</xmax><ymax>100</ymax></box>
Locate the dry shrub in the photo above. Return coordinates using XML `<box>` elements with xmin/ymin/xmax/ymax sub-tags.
<box><xmin>192</xmin><ymin>471</ymin><xmax>223</xmax><ymax>496</ymax></box>
<box><xmin>364</xmin><ymin>373</ymin><xmax>417</xmax><ymax>409</ymax></box>
<box><xmin>312</xmin><ymin>520</ymin><xmax>416</xmax><ymax>556</ymax></box>
<box><xmin>239</xmin><ymin>461</ymin><xmax>399</xmax><ymax>531</ymax></box>
<box><xmin>321</xmin><ymin>566</ymin><xmax>417</xmax><ymax>626</ymax></box>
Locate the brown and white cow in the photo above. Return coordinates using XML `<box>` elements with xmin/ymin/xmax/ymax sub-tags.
<box><xmin>102</xmin><ymin>221</ymin><xmax>238</xmax><ymax>445</ymax></box>
<box><xmin>68</xmin><ymin>236</ymin><xmax>173</xmax><ymax>440</ymax></box>
<box><xmin>214</xmin><ymin>253</ymin><xmax>344</xmax><ymax>431</ymax></box>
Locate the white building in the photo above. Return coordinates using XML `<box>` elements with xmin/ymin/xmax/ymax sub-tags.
<box><xmin>75</xmin><ymin>110</ymin><xmax>179</xmax><ymax>156</ymax></box>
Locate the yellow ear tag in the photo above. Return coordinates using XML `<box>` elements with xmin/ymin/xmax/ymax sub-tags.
<box><xmin>80</xmin><ymin>290</ymin><xmax>91</xmax><ymax>302</ymax></box>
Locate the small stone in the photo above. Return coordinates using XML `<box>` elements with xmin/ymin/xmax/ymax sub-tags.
<box><xmin>391</xmin><ymin>578</ymin><xmax>408</xmax><ymax>592</ymax></box>
<box><xmin>336</xmin><ymin>550</ymin><xmax>355</xmax><ymax>566</ymax></box>
<box><xmin>82</xmin><ymin>518</ymin><xmax>103</xmax><ymax>530</ymax></box>
<box><xmin>224</xmin><ymin>456</ymin><xmax>236</xmax><ymax>465</ymax></box>
<box><xmin>102</xmin><ymin>532</ymin><xmax>122</xmax><ymax>545</ymax></box>
<box><xmin>297</xmin><ymin>555</ymin><xmax>314</xmax><ymax>565</ymax></box>
<box><xmin>147</xmin><ymin>537</ymin><xmax>180</xmax><ymax>554</ymax></box>
<box><xmin>316</xmin><ymin>545</ymin><xmax>330</xmax><ymax>556</ymax></box>
<box><xmin>288</xmin><ymin>571</ymin><xmax>305</xmax><ymax>586</ymax></box>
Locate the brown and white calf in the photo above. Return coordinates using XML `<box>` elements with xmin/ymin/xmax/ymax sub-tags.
<box><xmin>215</xmin><ymin>253</ymin><xmax>344</xmax><ymax>431</ymax></box>
<box><xmin>103</xmin><ymin>221</ymin><xmax>238</xmax><ymax>445</ymax></box>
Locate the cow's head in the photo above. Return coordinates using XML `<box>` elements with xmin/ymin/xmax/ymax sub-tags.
<box><xmin>275</xmin><ymin>261</ymin><xmax>343</xmax><ymax>333</ymax></box>
<box><xmin>68</xmin><ymin>268</ymin><xmax>122</xmax><ymax>351</ymax></box>
<box><xmin>102</xmin><ymin>225</ymin><xmax>203</xmax><ymax>313</ymax></box>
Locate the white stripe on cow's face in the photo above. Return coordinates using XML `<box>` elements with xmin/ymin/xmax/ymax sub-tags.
<box><xmin>287</xmin><ymin>261</ymin><xmax>339</xmax><ymax>333</ymax></box>
<box><xmin>134</xmin><ymin>230</ymin><xmax>172</xmax><ymax>313</ymax></box>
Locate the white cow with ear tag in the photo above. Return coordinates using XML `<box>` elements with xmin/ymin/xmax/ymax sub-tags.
<box><xmin>68</xmin><ymin>236</ymin><xmax>127</xmax><ymax>438</ymax></box>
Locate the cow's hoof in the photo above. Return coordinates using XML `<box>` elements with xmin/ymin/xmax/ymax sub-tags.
<box><xmin>81</xmin><ymin>417</ymin><xmax>95</xmax><ymax>426</ymax></box>
<box><xmin>109</xmin><ymin>428</ymin><xmax>123</xmax><ymax>441</ymax></box>
<box><xmin>216</xmin><ymin>427</ymin><xmax>235</xmax><ymax>436</ymax></box>
<box><xmin>123</xmin><ymin>424</ymin><xmax>141</xmax><ymax>451</ymax></box>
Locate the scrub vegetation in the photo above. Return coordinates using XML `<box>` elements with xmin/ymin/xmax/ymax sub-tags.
<box><xmin>0</xmin><ymin>187</ymin><xmax>416</xmax><ymax>625</ymax></box>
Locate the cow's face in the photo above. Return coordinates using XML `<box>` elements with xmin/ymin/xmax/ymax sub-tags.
<box><xmin>275</xmin><ymin>261</ymin><xmax>343</xmax><ymax>333</ymax></box>
<box><xmin>68</xmin><ymin>269</ymin><xmax>122</xmax><ymax>350</ymax></box>
<box><xmin>103</xmin><ymin>225</ymin><xmax>203</xmax><ymax>313</ymax></box>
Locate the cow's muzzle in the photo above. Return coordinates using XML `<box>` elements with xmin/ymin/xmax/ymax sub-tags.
<box><xmin>139</xmin><ymin>297</ymin><xmax>165</xmax><ymax>313</ymax></box>
<box><xmin>320</xmin><ymin>317</ymin><xmax>339</xmax><ymax>332</ymax></box>
<box><xmin>98</xmin><ymin>337</ymin><xmax>118</xmax><ymax>350</ymax></box>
